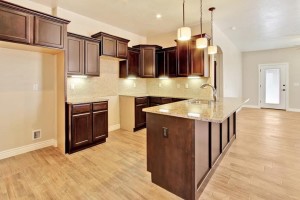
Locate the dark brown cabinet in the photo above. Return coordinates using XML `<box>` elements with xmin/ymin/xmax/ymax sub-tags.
<box><xmin>149</xmin><ymin>97</ymin><xmax>173</xmax><ymax>107</ymax></box>
<box><xmin>135</xmin><ymin>97</ymin><xmax>148</xmax><ymax>131</ymax></box>
<box><xmin>67</xmin><ymin>101</ymin><xmax>108</xmax><ymax>154</ymax></box>
<box><xmin>132</xmin><ymin>45</ymin><xmax>162</xmax><ymax>78</ymax></box>
<box><xmin>91</xmin><ymin>32</ymin><xmax>129</xmax><ymax>59</ymax></box>
<box><xmin>156</xmin><ymin>47</ymin><xmax>177</xmax><ymax>78</ymax></box>
<box><xmin>176</xmin><ymin>34</ymin><xmax>210</xmax><ymax>77</ymax></box>
<box><xmin>67</xmin><ymin>33</ymin><xmax>100</xmax><ymax>76</ymax></box>
<box><xmin>34</xmin><ymin>16</ymin><xmax>64</xmax><ymax>49</ymax></box>
<box><xmin>119</xmin><ymin>47</ymin><xmax>140</xmax><ymax>78</ymax></box>
<box><xmin>0</xmin><ymin>1</ymin><xmax>69</xmax><ymax>48</ymax></box>
<box><xmin>92</xmin><ymin>102</ymin><xmax>108</xmax><ymax>142</ymax></box>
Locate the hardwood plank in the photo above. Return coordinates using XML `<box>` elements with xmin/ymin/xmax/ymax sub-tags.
<box><xmin>0</xmin><ymin>108</ymin><xmax>299</xmax><ymax>199</ymax></box>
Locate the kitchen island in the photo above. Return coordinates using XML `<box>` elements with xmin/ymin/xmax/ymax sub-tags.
<box><xmin>143</xmin><ymin>98</ymin><xmax>248</xmax><ymax>200</ymax></box>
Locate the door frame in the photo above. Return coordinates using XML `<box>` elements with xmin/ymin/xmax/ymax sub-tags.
<box><xmin>258</xmin><ymin>63</ymin><xmax>289</xmax><ymax>110</ymax></box>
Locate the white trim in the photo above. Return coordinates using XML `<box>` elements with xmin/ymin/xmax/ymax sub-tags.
<box><xmin>287</xmin><ymin>108</ymin><xmax>300</xmax><ymax>112</ymax></box>
<box><xmin>242</xmin><ymin>105</ymin><xmax>260</xmax><ymax>109</ymax></box>
<box><xmin>0</xmin><ymin>139</ymin><xmax>57</xmax><ymax>160</ymax></box>
<box><xmin>258</xmin><ymin>63</ymin><xmax>289</xmax><ymax>110</ymax></box>
<box><xmin>109</xmin><ymin>124</ymin><xmax>120</xmax><ymax>132</ymax></box>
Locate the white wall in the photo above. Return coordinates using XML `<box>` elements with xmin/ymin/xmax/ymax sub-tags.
<box><xmin>0</xmin><ymin>48</ymin><xmax>57</xmax><ymax>152</ymax></box>
<box><xmin>147</xmin><ymin>23</ymin><xmax>243</xmax><ymax>98</ymax></box>
<box><xmin>243</xmin><ymin>47</ymin><xmax>300</xmax><ymax>110</ymax></box>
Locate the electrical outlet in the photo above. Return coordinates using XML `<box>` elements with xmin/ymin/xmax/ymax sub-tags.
<box><xmin>159</xmin><ymin>83</ymin><xmax>162</xmax><ymax>88</ymax></box>
<box><xmin>133</xmin><ymin>83</ymin><xmax>136</xmax><ymax>88</ymax></box>
<box><xmin>177</xmin><ymin>84</ymin><xmax>180</xmax><ymax>89</ymax></box>
<box><xmin>32</xmin><ymin>130</ymin><xmax>41</xmax><ymax>140</ymax></box>
<box><xmin>70</xmin><ymin>84</ymin><xmax>75</xmax><ymax>90</ymax></box>
<box><xmin>294</xmin><ymin>82</ymin><xmax>299</xmax><ymax>87</ymax></box>
<box><xmin>33</xmin><ymin>83</ymin><xmax>39</xmax><ymax>91</ymax></box>
<box><xmin>185</xmin><ymin>83</ymin><xmax>189</xmax><ymax>89</ymax></box>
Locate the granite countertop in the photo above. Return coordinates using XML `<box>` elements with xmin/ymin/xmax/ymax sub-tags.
<box><xmin>143</xmin><ymin>97</ymin><xmax>249</xmax><ymax>123</ymax></box>
<box><xmin>119</xmin><ymin>94</ymin><xmax>194</xmax><ymax>99</ymax></box>
<box><xmin>67</xmin><ymin>97</ymin><xmax>109</xmax><ymax>104</ymax></box>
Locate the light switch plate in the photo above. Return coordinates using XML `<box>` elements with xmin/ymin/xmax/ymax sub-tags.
<box><xmin>33</xmin><ymin>83</ymin><xmax>39</xmax><ymax>91</ymax></box>
<box><xmin>294</xmin><ymin>82</ymin><xmax>299</xmax><ymax>87</ymax></box>
<box><xmin>70</xmin><ymin>84</ymin><xmax>75</xmax><ymax>90</ymax></box>
<box><xmin>177</xmin><ymin>84</ymin><xmax>180</xmax><ymax>89</ymax></box>
<box><xmin>185</xmin><ymin>83</ymin><xmax>189</xmax><ymax>89</ymax></box>
<box><xmin>159</xmin><ymin>83</ymin><xmax>162</xmax><ymax>88</ymax></box>
<box><xmin>133</xmin><ymin>83</ymin><xmax>136</xmax><ymax>88</ymax></box>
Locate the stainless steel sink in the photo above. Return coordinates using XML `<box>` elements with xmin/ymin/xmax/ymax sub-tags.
<box><xmin>188</xmin><ymin>99</ymin><xmax>215</xmax><ymax>105</ymax></box>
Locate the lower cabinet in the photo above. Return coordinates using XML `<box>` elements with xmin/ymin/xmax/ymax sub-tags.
<box><xmin>66</xmin><ymin>101</ymin><xmax>108</xmax><ymax>154</ymax></box>
<box><xmin>135</xmin><ymin>97</ymin><xmax>148</xmax><ymax>130</ymax></box>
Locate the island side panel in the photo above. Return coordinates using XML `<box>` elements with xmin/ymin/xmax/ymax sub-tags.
<box><xmin>211</xmin><ymin>122</ymin><xmax>221</xmax><ymax>166</ymax></box>
<box><xmin>146</xmin><ymin>113</ymin><xmax>195</xmax><ymax>200</ymax></box>
<box><xmin>194</xmin><ymin>120</ymin><xmax>210</xmax><ymax>189</ymax></box>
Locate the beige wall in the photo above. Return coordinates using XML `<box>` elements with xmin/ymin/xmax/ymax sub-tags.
<box><xmin>242</xmin><ymin>47</ymin><xmax>300</xmax><ymax>110</ymax></box>
<box><xmin>0</xmin><ymin>47</ymin><xmax>57</xmax><ymax>152</ymax></box>
<box><xmin>147</xmin><ymin>23</ymin><xmax>243</xmax><ymax>98</ymax></box>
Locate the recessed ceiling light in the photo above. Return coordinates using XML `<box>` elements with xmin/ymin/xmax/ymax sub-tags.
<box><xmin>156</xmin><ymin>14</ymin><xmax>162</xmax><ymax>19</ymax></box>
<box><xmin>231</xmin><ymin>26</ymin><xmax>237</xmax><ymax>31</ymax></box>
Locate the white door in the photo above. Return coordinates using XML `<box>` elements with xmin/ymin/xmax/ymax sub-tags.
<box><xmin>259</xmin><ymin>64</ymin><xmax>288</xmax><ymax>110</ymax></box>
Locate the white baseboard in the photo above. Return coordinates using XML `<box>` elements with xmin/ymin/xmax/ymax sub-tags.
<box><xmin>0</xmin><ymin>139</ymin><xmax>57</xmax><ymax>160</ymax></box>
<box><xmin>287</xmin><ymin>108</ymin><xmax>300</xmax><ymax>112</ymax></box>
<box><xmin>242</xmin><ymin>105</ymin><xmax>260</xmax><ymax>109</ymax></box>
<box><xmin>109</xmin><ymin>124</ymin><xmax>120</xmax><ymax>132</ymax></box>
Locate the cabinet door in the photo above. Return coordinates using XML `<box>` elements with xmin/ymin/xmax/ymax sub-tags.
<box><xmin>93</xmin><ymin>110</ymin><xmax>108</xmax><ymax>142</ymax></box>
<box><xmin>221</xmin><ymin>119</ymin><xmax>228</xmax><ymax>150</ymax></box>
<box><xmin>156</xmin><ymin>50</ymin><xmax>166</xmax><ymax>77</ymax></box>
<box><xmin>128</xmin><ymin>49</ymin><xmax>140</xmax><ymax>77</ymax></box>
<box><xmin>85</xmin><ymin>40</ymin><xmax>100</xmax><ymax>76</ymax></box>
<box><xmin>34</xmin><ymin>16</ymin><xmax>64</xmax><ymax>49</ymax></box>
<box><xmin>177</xmin><ymin>41</ymin><xmax>190</xmax><ymax>77</ymax></box>
<box><xmin>67</xmin><ymin>36</ymin><xmax>84</xmax><ymax>75</ymax></box>
<box><xmin>190</xmin><ymin>40</ymin><xmax>204</xmax><ymax>76</ymax></box>
<box><xmin>140</xmin><ymin>47</ymin><xmax>156</xmax><ymax>78</ymax></box>
<box><xmin>71</xmin><ymin>113</ymin><xmax>93</xmax><ymax>149</ymax></box>
<box><xmin>135</xmin><ymin>103</ymin><xmax>148</xmax><ymax>128</ymax></box>
<box><xmin>166</xmin><ymin>48</ymin><xmax>177</xmax><ymax>77</ymax></box>
<box><xmin>117</xmin><ymin>40</ymin><xmax>128</xmax><ymax>59</ymax></box>
<box><xmin>0</xmin><ymin>7</ymin><xmax>31</xmax><ymax>44</ymax></box>
<box><xmin>102</xmin><ymin>36</ymin><xmax>116</xmax><ymax>57</ymax></box>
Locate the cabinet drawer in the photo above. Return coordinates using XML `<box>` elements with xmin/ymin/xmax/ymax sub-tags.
<box><xmin>161</xmin><ymin>98</ymin><xmax>172</xmax><ymax>104</ymax></box>
<box><xmin>135</xmin><ymin>97</ymin><xmax>148</xmax><ymax>105</ymax></box>
<box><xmin>72</xmin><ymin>104</ymin><xmax>91</xmax><ymax>114</ymax></box>
<box><xmin>93</xmin><ymin>102</ymin><xmax>108</xmax><ymax>111</ymax></box>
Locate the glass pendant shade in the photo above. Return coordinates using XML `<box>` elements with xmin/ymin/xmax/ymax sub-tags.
<box><xmin>208</xmin><ymin>45</ymin><xmax>217</xmax><ymax>55</ymax></box>
<box><xmin>196</xmin><ymin>37</ymin><xmax>208</xmax><ymax>48</ymax></box>
<box><xmin>177</xmin><ymin>27</ymin><xmax>191</xmax><ymax>41</ymax></box>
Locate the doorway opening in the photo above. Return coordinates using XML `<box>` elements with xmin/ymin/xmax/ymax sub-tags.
<box><xmin>259</xmin><ymin>63</ymin><xmax>289</xmax><ymax>110</ymax></box>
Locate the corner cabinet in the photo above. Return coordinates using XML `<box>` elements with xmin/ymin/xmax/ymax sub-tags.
<box><xmin>176</xmin><ymin>34</ymin><xmax>210</xmax><ymax>77</ymax></box>
<box><xmin>119</xmin><ymin>47</ymin><xmax>140</xmax><ymax>78</ymax></box>
<box><xmin>91</xmin><ymin>32</ymin><xmax>130</xmax><ymax>59</ymax></box>
<box><xmin>132</xmin><ymin>45</ymin><xmax>162</xmax><ymax>78</ymax></box>
<box><xmin>67</xmin><ymin>33</ymin><xmax>100</xmax><ymax>76</ymax></box>
<box><xmin>66</xmin><ymin>101</ymin><xmax>108</xmax><ymax>154</ymax></box>
<box><xmin>0</xmin><ymin>1</ymin><xmax>69</xmax><ymax>49</ymax></box>
<box><xmin>156</xmin><ymin>47</ymin><xmax>177</xmax><ymax>78</ymax></box>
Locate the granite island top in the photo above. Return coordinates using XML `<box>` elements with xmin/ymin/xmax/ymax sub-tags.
<box><xmin>119</xmin><ymin>94</ymin><xmax>194</xmax><ymax>99</ymax></box>
<box><xmin>67</xmin><ymin>97</ymin><xmax>109</xmax><ymax>104</ymax></box>
<box><xmin>143</xmin><ymin>97</ymin><xmax>249</xmax><ymax>123</ymax></box>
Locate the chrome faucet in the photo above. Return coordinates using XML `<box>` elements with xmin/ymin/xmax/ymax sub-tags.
<box><xmin>200</xmin><ymin>83</ymin><xmax>217</xmax><ymax>102</ymax></box>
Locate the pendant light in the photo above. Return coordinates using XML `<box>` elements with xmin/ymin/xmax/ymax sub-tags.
<box><xmin>177</xmin><ymin>0</ymin><xmax>191</xmax><ymax>41</ymax></box>
<box><xmin>196</xmin><ymin>0</ymin><xmax>208</xmax><ymax>48</ymax></box>
<box><xmin>208</xmin><ymin>7</ymin><xmax>217</xmax><ymax>55</ymax></box>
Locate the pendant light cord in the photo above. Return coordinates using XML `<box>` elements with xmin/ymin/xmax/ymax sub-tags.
<box><xmin>200</xmin><ymin>0</ymin><xmax>203</xmax><ymax>35</ymax></box>
<box><xmin>210</xmin><ymin>8</ymin><xmax>214</xmax><ymax>45</ymax></box>
<box><xmin>183</xmin><ymin>0</ymin><xmax>185</xmax><ymax>26</ymax></box>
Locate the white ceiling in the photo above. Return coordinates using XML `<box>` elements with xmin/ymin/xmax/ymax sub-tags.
<box><xmin>29</xmin><ymin>0</ymin><xmax>300</xmax><ymax>52</ymax></box>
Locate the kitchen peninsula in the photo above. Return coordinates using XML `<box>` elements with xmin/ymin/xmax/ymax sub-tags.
<box><xmin>143</xmin><ymin>98</ymin><xmax>248</xmax><ymax>200</ymax></box>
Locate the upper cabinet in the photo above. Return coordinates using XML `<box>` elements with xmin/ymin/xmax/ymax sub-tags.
<box><xmin>132</xmin><ymin>45</ymin><xmax>162</xmax><ymax>78</ymax></box>
<box><xmin>67</xmin><ymin>33</ymin><xmax>100</xmax><ymax>76</ymax></box>
<box><xmin>0</xmin><ymin>1</ymin><xmax>69</xmax><ymax>49</ymax></box>
<box><xmin>91</xmin><ymin>32</ymin><xmax>129</xmax><ymax>59</ymax></box>
<box><xmin>156</xmin><ymin>47</ymin><xmax>177</xmax><ymax>78</ymax></box>
<box><xmin>176</xmin><ymin>34</ymin><xmax>210</xmax><ymax>77</ymax></box>
<box><xmin>119</xmin><ymin>47</ymin><xmax>140</xmax><ymax>78</ymax></box>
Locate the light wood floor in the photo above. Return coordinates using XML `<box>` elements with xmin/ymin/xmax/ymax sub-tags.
<box><xmin>0</xmin><ymin>108</ymin><xmax>299</xmax><ymax>200</ymax></box>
